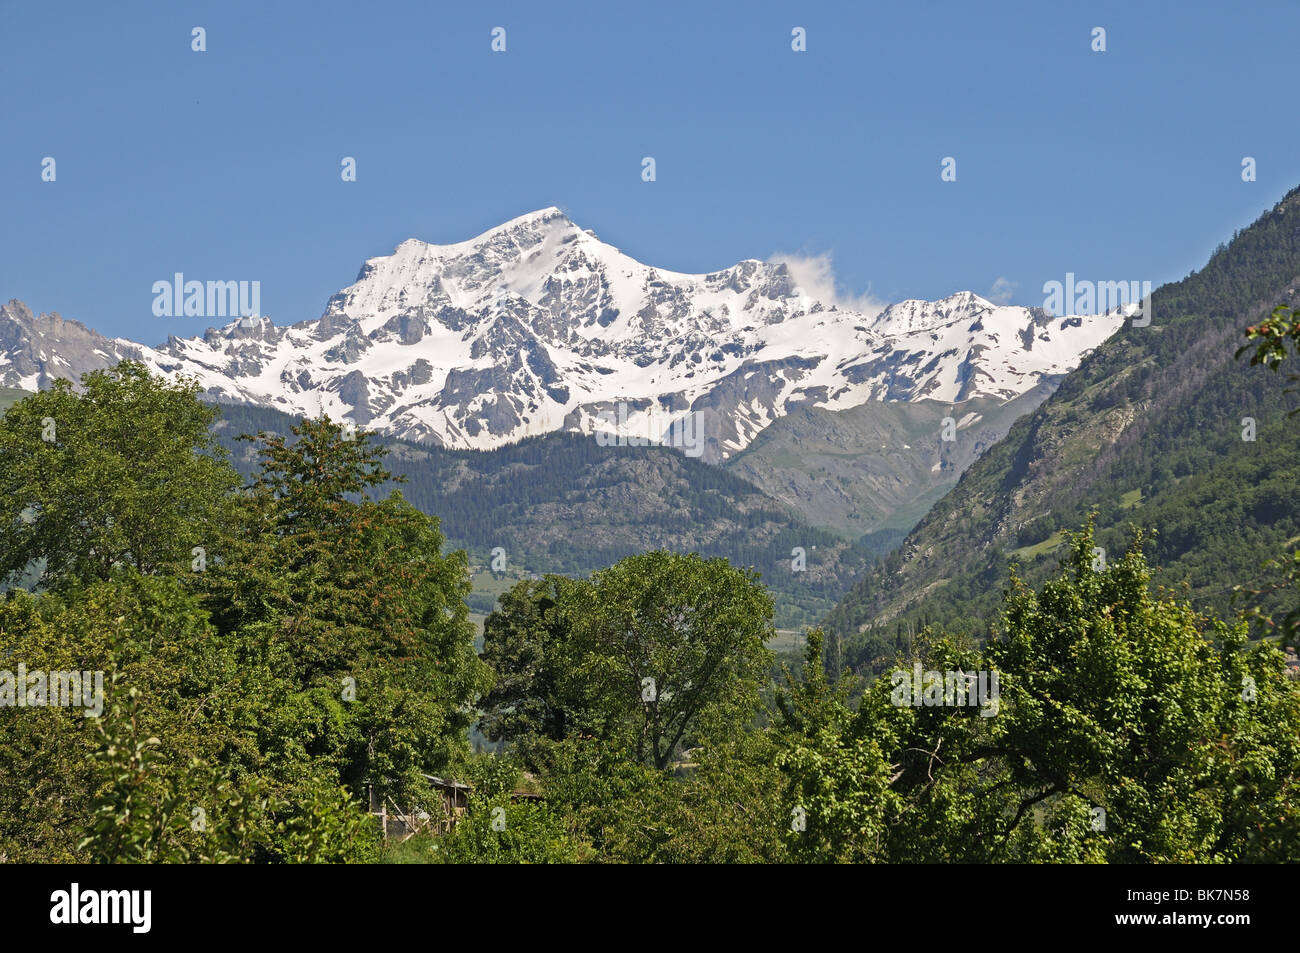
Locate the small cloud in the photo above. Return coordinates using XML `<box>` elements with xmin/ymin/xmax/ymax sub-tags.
<box><xmin>767</xmin><ymin>251</ymin><xmax>885</xmax><ymax>317</ymax></box>
<box><xmin>988</xmin><ymin>277</ymin><xmax>1016</xmax><ymax>305</ymax></box>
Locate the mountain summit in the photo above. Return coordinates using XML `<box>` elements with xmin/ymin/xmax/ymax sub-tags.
<box><xmin>1</xmin><ymin>211</ymin><xmax>1123</xmax><ymax>459</ymax></box>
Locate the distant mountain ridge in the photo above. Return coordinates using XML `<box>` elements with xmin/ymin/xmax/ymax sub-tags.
<box><xmin>1</xmin><ymin>208</ymin><xmax>1121</xmax><ymax>461</ymax></box>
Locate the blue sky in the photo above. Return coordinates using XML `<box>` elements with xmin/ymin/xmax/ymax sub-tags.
<box><xmin>4</xmin><ymin>0</ymin><xmax>1299</xmax><ymax>343</ymax></box>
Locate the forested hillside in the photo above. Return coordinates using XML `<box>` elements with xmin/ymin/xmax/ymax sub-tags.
<box><xmin>212</xmin><ymin>403</ymin><xmax>883</xmax><ymax>628</ymax></box>
<box><xmin>825</xmin><ymin>187</ymin><xmax>1300</xmax><ymax>672</ymax></box>
<box><xmin>5</xmin><ymin>383</ymin><xmax>903</xmax><ymax>629</ymax></box>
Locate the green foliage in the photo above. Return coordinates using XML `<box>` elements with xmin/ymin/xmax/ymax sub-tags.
<box><xmin>80</xmin><ymin>684</ymin><xmax>270</xmax><ymax>864</ymax></box>
<box><xmin>774</xmin><ymin>630</ymin><xmax>896</xmax><ymax>862</ymax></box>
<box><xmin>0</xmin><ymin>362</ymin><xmax>238</xmax><ymax>589</ymax></box>
<box><xmin>478</xmin><ymin>576</ymin><xmax>581</xmax><ymax>761</ymax></box>
<box><xmin>983</xmin><ymin>525</ymin><xmax>1300</xmax><ymax>861</ymax></box>
<box><xmin>1232</xmin><ymin>303</ymin><xmax>1300</xmax><ymax>650</ymax></box>
<box><xmin>268</xmin><ymin>775</ymin><xmax>379</xmax><ymax>864</ymax></box>
<box><xmin>0</xmin><ymin>574</ymin><xmax>245</xmax><ymax>861</ymax></box>
<box><xmin>1239</xmin><ymin>303</ymin><xmax>1300</xmax><ymax>411</ymax></box>
<box><xmin>0</xmin><ymin>368</ymin><xmax>483</xmax><ymax>862</ymax></box>
<box><xmin>3</xmin><ymin>315</ymin><xmax>1298</xmax><ymax>865</ymax></box>
<box><xmin>457</xmin><ymin>749</ymin><xmax>524</xmax><ymax>800</ymax></box>
<box><xmin>514</xmin><ymin>733</ymin><xmax>784</xmax><ymax>863</ymax></box>
<box><xmin>481</xmin><ymin>551</ymin><xmax>774</xmax><ymax>770</ymax></box>
<box><xmin>777</xmin><ymin>522</ymin><xmax>1300</xmax><ymax>863</ymax></box>
<box><xmin>192</xmin><ymin>416</ymin><xmax>493</xmax><ymax>809</ymax></box>
<box><xmin>415</xmin><ymin>797</ymin><xmax>590</xmax><ymax>864</ymax></box>
<box><xmin>80</xmin><ymin>685</ymin><xmax>377</xmax><ymax>864</ymax></box>
<box><xmin>566</xmin><ymin>551</ymin><xmax>774</xmax><ymax>769</ymax></box>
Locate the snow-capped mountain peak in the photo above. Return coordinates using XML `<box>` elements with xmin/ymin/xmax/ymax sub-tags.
<box><xmin>0</xmin><ymin>211</ymin><xmax>1123</xmax><ymax>461</ymax></box>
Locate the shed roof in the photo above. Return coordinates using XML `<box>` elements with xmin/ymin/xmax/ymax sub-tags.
<box><xmin>422</xmin><ymin>774</ymin><xmax>473</xmax><ymax>790</ymax></box>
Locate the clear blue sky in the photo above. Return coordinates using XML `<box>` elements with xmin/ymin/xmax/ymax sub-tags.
<box><xmin>4</xmin><ymin>0</ymin><xmax>1299</xmax><ymax>343</ymax></box>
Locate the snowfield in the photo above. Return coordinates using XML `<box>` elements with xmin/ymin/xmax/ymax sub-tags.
<box><xmin>2</xmin><ymin>208</ymin><xmax>1125</xmax><ymax>460</ymax></box>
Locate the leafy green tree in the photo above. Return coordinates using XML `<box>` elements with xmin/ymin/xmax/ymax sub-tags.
<box><xmin>0</xmin><ymin>569</ymin><xmax>379</xmax><ymax>863</ymax></box>
<box><xmin>1235</xmin><ymin>304</ymin><xmax>1300</xmax><ymax>648</ymax></box>
<box><xmin>81</xmin><ymin>684</ymin><xmax>377</xmax><ymax>864</ymax></box>
<box><xmin>644</xmin><ymin>730</ymin><xmax>791</xmax><ymax>863</ymax></box>
<box><xmin>80</xmin><ymin>684</ymin><xmax>271</xmax><ymax>864</ymax></box>
<box><xmin>0</xmin><ymin>574</ymin><xmax>247</xmax><ymax>861</ymax></box>
<box><xmin>563</xmin><ymin>551</ymin><xmax>775</xmax><ymax>770</ymax></box>
<box><xmin>980</xmin><ymin>525</ymin><xmax>1300</xmax><ymax>861</ymax></box>
<box><xmin>192</xmin><ymin>416</ymin><xmax>492</xmax><ymax>808</ymax></box>
<box><xmin>267</xmin><ymin>775</ymin><xmax>379</xmax><ymax>864</ymax></box>
<box><xmin>773</xmin><ymin>524</ymin><xmax>1300</xmax><ymax>863</ymax></box>
<box><xmin>0</xmin><ymin>362</ymin><xmax>239</xmax><ymax>588</ymax></box>
<box><xmin>479</xmin><ymin>576</ymin><xmax>584</xmax><ymax>763</ymax></box>
<box><xmin>525</xmin><ymin>735</ymin><xmax>675</xmax><ymax>861</ymax></box>
<box><xmin>774</xmin><ymin>629</ymin><xmax>900</xmax><ymax>862</ymax></box>
<box><xmin>0</xmin><ymin>401</ymin><xmax>489</xmax><ymax>863</ymax></box>
<box><xmin>519</xmin><ymin>728</ymin><xmax>790</xmax><ymax>864</ymax></box>
<box><xmin>1239</xmin><ymin>304</ymin><xmax>1300</xmax><ymax>412</ymax></box>
<box><xmin>479</xmin><ymin>552</ymin><xmax>774</xmax><ymax>772</ymax></box>
<box><xmin>983</xmin><ymin>528</ymin><xmax>1215</xmax><ymax>860</ymax></box>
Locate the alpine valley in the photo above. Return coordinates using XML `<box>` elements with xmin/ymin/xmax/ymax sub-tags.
<box><xmin>0</xmin><ymin>208</ymin><xmax>1126</xmax><ymax>626</ymax></box>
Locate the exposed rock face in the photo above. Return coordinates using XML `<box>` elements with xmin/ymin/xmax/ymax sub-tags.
<box><xmin>0</xmin><ymin>210</ymin><xmax>1122</xmax><ymax>459</ymax></box>
<box><xmin>0</xmin><ymin>299</ymin><xmax>142</xmax><ymax>390</ymax></box>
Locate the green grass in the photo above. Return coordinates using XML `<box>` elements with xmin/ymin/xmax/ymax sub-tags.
<box><xmin>469</xmin><ymin>570</ymin><xmax>526</xmax><ymax>595</ymax></box>
<box><xmin>0</xmin><ymin>388</ymin><xmax>30</xmax><ymax>415</ymax></box>
<box><xmin>466</xmin><ymin>570</ymin><xmax>535</xmax><ymax>642</ymax></box>
<box><xmin>376</xmin><ymin>833</ymin><xmax>443</xmax><ymax>864</ymax></box>
<box><xmin>1011</xmin><ymin>530</ymin><xmax>1069</xmax><ymax>562</ymax></box>
<box><xmin>1119</xmin><ymin>488</ymin><xmax>1144</xmax><ymax>509</ymax></box>
<box><xmin>768</xmin><ymin>629</ymin><xmax>807</xmax><ymax>654</ymax></box>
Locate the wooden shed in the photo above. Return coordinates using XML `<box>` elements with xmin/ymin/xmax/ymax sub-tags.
<box><xmin>367</xmin><ymin>775</ymin><xmax>472</xmax><ymax>840</ymax></box>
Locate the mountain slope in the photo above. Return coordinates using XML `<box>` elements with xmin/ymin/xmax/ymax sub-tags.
<box><xmin>824</xmin><ymin>186</ymin><xmax>1300</xmax><ymax>672</ymax></box>
<box><xmin>1</xmin><ymin>384</ymin><xmax>870</xmax><ymax>627</ymax></box>
<box><xmin>211</xmin><ymin>402</ymin><xmax>878</xmax><ymax>630</ymax></box>
<box><xmin>723</xmin><ymin>384</ymin><xmax>1056</xmax><ymax>537</ymax></box>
